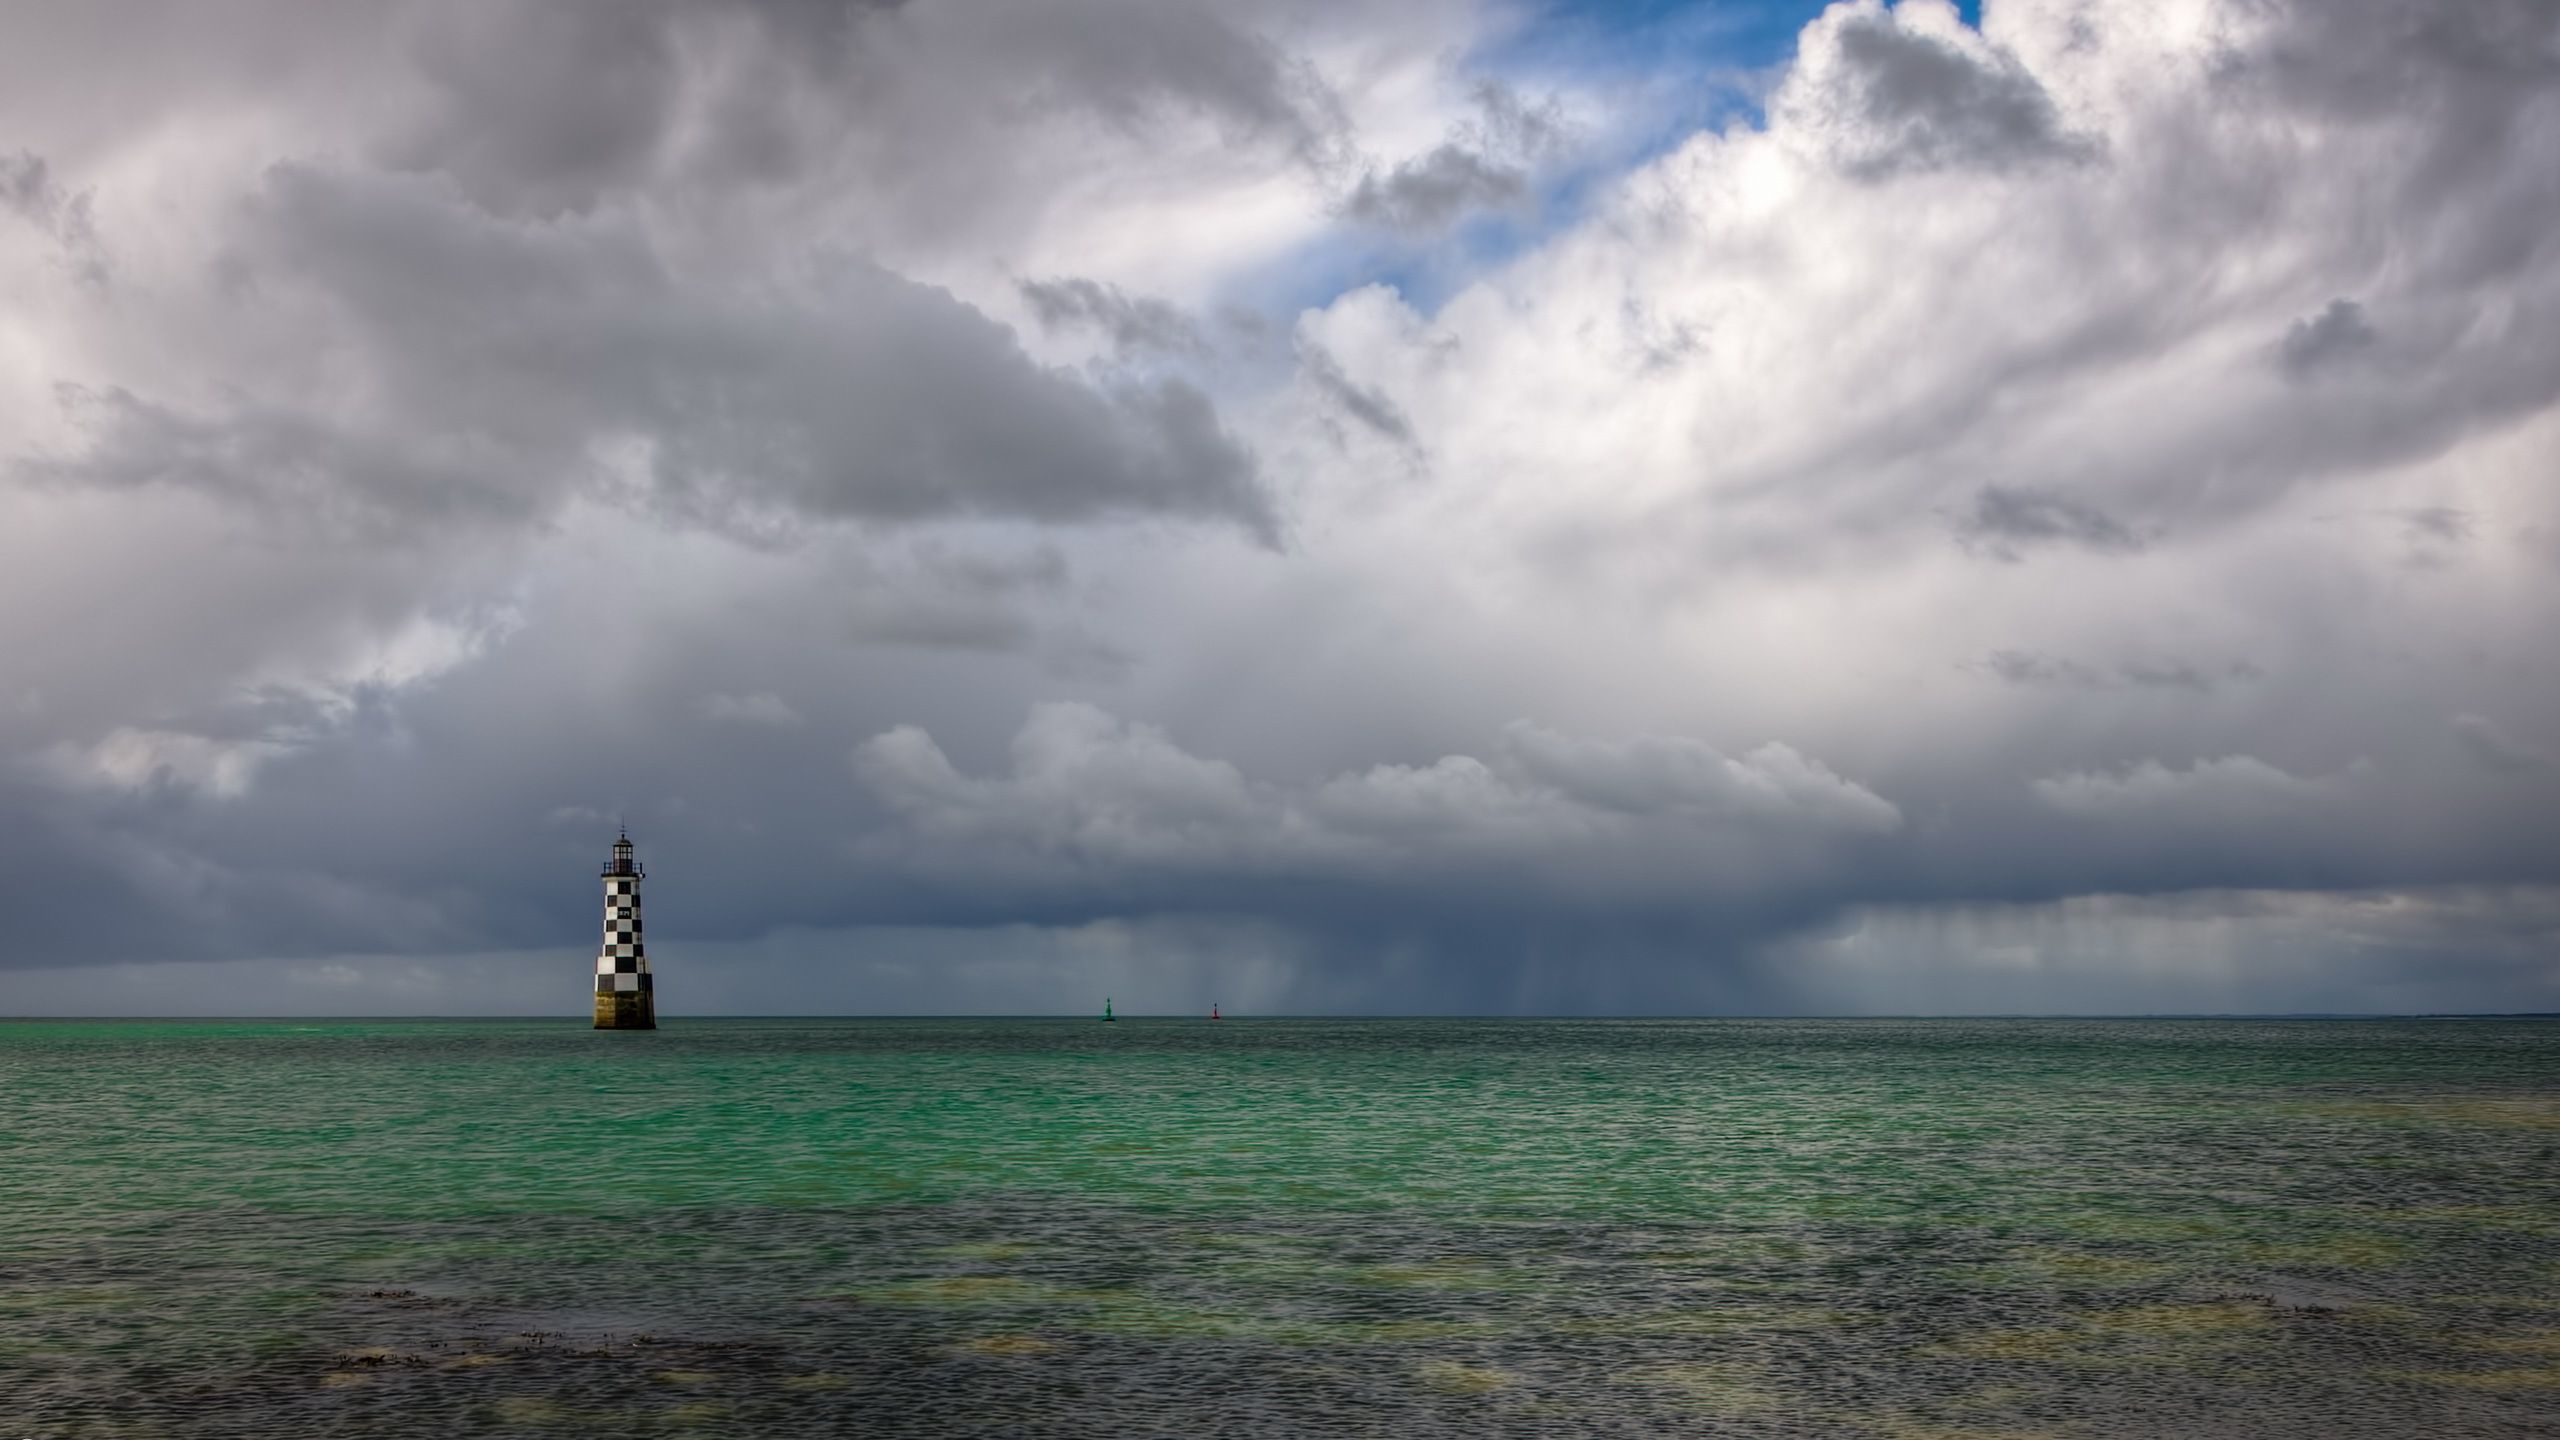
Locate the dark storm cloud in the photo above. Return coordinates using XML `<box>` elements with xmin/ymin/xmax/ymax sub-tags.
<box><xmin>2216</xmin><ymin>0</ymin><xmax>2560</xmax><ymax>310</ymax></box>
<box><xmin>1977</xmin><ymin>651</ymin><xmax>2256</xmax><ymax>695</ymax></box>
<box><xmin>965</xmin><ymin>0</ymin><xmax>1346</xmax><ymax>162</ymax></box>
<box><xmin>31</xmin><ymin>163</ymin><xmax>1271</xmax><ymax>540</ymax></box>
<box><xmin>1344</xmin><ymin>146</ymin><xmax>1527</xmax><ymax>231</ymax></box>
<box><xmin>2113</xmin><ymin>660</ymin><xmax>2220</xmax><ymax>695</ymax></box>
<box><xmin>2397</xmin><ymin>506</ymin><xmax>2473</xmax><ymax>544</ymax></box>
<box><xmin>1299</xmin><ymin>345</ymin><xmax>1415</xmax><ymax>447</ymax></box>
<box><xmin>1018</xmin><ymin>278</ymin><xmax>1209</xmax><ymax>359</ymax></box>
<box><xmin>0</xmin><ymin>148</ymin><xmax>105</xmax><ymax>284</ymax></box>
<box><xmin>2227</xmin><ymin>0</ymin><xmax>2559</xmax><ymax>182</ymax></box>
<box><xmin>385</xmin><ymin>1</ymin><xmax>685</xmax><ymax>217</ymax></box>
<box><xmin>31</xmin><ymin>385</ymin><xmax>546</xmax><ymax>535</ymax></box>
<box><xmin>0</xmin><ymin>766</ymin><xmax>489</xmax><ymax>967</ymax></box>
<box><xmin>1951</xmin><ymin>485</ymin><xmax>2145</xmax><ymax>560</ymax></box>
<box><xmin>2451</xmin><ymin>714</ymin><xmax>2551</xmax><ymax>775</ymax></box>
<box><xmin>1821</xmin><ymin>12</ymin><xmax>2097</xmax><ymax>180</ymax></box>
<box><xmin>0</xmin><ymin>0</ymin><xmax>1303</xmax><ymax>980</ymax></box>
<box><xmin>375</xmin><ymin>0</ymin><xmax>1346</xmax><ymax>224</ymax></box>
<box><xmin>2278</xmin><ymin>298</ymin><xmax>2379</xmax><ymax>378</ymax></box>
<box><xmin>1979</xmin><ymin>649</ymin><xmax>2102</xmax><ymax>688</ymax></box>
<box><xmin>1</xmin><ymin>151</ymin><xmax>73</xmax><ymax>226</ymax></box>
<box><xmin>1340</xmin><ymin>81</ymin><xmax>1560</xmax><ymax>234</ymax></box>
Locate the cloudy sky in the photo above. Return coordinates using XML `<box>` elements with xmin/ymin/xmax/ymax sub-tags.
<box><xmin>2</xmin><ymin>0</ymin><xmax>2554</xmax><ymax>1016</ymax></box>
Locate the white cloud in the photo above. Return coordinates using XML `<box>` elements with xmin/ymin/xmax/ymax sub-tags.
<box><xmin>1496</xmin><ymin>721</ymin><xmax>1902</xmax><ymax>832</ymax></box>
<box><xmin>853</xmin><ymin>701</ymin><xmax>1897</xmax><ymax>901</ymax></box>
<box><xmin>1777</xmin><ymin>885</ymin><xmax>2560</xmax><ymax>1016</ymax></box>
<box><xmin>48</xmin><ymin>726</ymin><xmax>283</xmax><ymax>799</ymax></box>
<box><xmin>2032</xmin><ymin>755</ymin><xmax>2340</xmax><ymax>820</ymax></box>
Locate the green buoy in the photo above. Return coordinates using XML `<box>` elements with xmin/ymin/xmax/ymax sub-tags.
<box><xmin>1102</xmin><ymin>997</ymin><xmax>1115</xmax><ymax>1022</ymax></box>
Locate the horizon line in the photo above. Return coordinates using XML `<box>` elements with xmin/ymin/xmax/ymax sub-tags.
<box><xmin>3</xmin><ymin>1011</ymin><xmax>2555</xmax><ymax>1022</ymax></box>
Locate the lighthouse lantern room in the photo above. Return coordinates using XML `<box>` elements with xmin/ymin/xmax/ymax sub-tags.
<box><xmin>593</xmin><ymin>830</ymin><xmax>656</xmax><ymax>1030</ymax></box>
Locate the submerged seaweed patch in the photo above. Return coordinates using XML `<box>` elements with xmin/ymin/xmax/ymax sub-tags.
<box><xmin>948</xmin><ymin>1334</ymin><xmax>1062</xmax><ymax>1358</ymax></box>
<box><xmin>1618</xmin><ymin>1360</ymin><xmax>1779</xmax><ymax>1414</ymax></box>
<box><xmin>9</xmin><ymin>1017</ymin><xmax>2558</xmax><ymax>1437</ymax></box>
<box><xmin>1415</xmin><ymin>1359</ymin><xmax>1515</xmax><ymax>1393</ymax></box>
<box><xmin>2389</xmin><ymin>1366</ymin><xmax>2560</xmax><ymax>1391</ymax></box>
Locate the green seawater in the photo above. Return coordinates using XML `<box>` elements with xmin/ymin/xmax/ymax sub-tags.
<box><xmin>4</xmin><ymin>1017</ymin><xmax>2558</xmax><ymax>1436</ymax></box>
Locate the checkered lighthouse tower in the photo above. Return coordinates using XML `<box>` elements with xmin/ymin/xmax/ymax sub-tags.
<box><xmin>593</xmin><ymin>830</ymin><xmax>656</xmax><ymax>1030</ymax></box>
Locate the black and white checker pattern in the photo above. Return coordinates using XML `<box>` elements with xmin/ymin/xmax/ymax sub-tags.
<box><xmin>594</xmin><ymin>873</ymin><xmax>651</xmax><ymax>995</ymax></box>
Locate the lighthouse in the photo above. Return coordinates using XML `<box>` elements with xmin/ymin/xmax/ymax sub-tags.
<box><xmin>593</xmin><ymin>830</ymin><xmax>656</xmax><ymax>1030</ymax></box>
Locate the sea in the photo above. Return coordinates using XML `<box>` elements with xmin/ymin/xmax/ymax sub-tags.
<box><xmin>4</xmin><ymin>1017</ymin><xmax>2557</xmax><ymax>1437</ymax></box>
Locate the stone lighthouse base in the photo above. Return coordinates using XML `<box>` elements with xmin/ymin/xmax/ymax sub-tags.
<box><xmin>595</xmin><ymin>981</ymin><xmax>657</xmax><ymax>1030</ymax></box>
